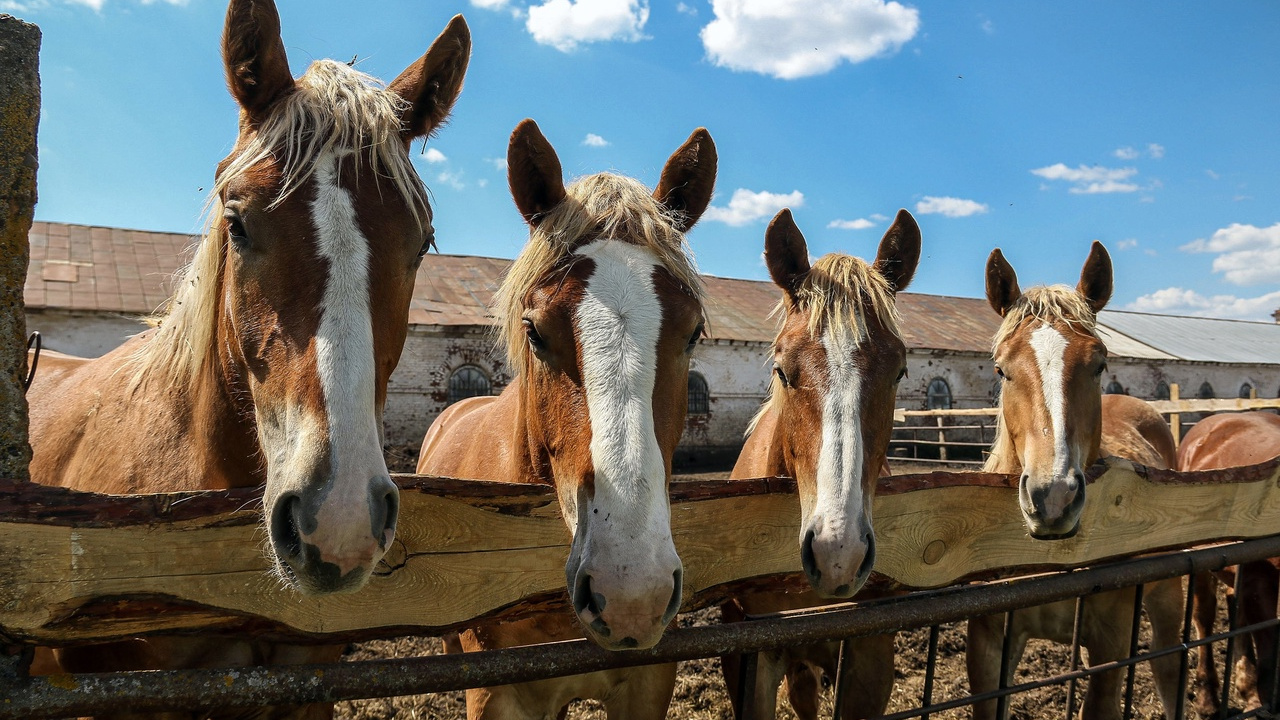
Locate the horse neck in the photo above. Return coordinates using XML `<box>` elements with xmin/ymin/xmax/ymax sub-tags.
<box><xmin>985</xmin><ymin>406</ymin><xmax>1023</xmax><ymax>475</ymax></box>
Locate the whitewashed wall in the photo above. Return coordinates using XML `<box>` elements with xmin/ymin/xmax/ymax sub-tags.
<box><xmin>25</xmin><ymin>310</ymin><xmax>147</xmax><ymax>357</ymax></box>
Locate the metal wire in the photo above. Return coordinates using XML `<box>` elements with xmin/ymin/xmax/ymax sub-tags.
<box><xmin>1065</xmin><ymin>594</ymin><xmax>1085</xmax><ymax>720</ymax></box>
<box><xmin>1122</xmin><ymin>583</ymin><xmax>1144</xmax><ymax>720</ymax></box>
<box><xmin>920</xmin><ymin>624</ymin><xmax>940</xmax><ymax>720</ymax></box>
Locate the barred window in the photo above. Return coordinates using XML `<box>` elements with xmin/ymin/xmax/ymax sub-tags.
<box><xmin>1104</xmin><ymin>380</ymin><xmax>1126</xmax><ymax>395</ymax></box>
<box><xmin>688</xmin><ymin>372</ymin><xmax>710</xmax><ymax>415</ymax></box>
<box><xmin>448</xmin><ymin>365</ymin><xmax>492</xmax><ymax>405</ymax></box>
<box><xmin>1154</xmin><ymin>381</ymin><xmax>1170</xmax><ymax>400</ymax></box>
<box><xmin>926</xmin><ymin>377</ymin><xmax>952</xmax><ymax>410</ymax></box>
<box><xmin>1240</xmin><ymin>383</ymin><xmax>1254</xmax><ymax>399</ymax></box>
<box><xmin>1198</xmin><ymin>382</ymin><xmax>1215</xmax><ymax>399</ymax></box>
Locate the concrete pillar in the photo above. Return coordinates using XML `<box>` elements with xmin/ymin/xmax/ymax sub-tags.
<box><xmin>0</xmin><ymin>14</ymin><xmax>40</xmax><ymax>480</ymax></box>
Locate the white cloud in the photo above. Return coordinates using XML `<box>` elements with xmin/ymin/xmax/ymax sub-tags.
<box><xmin>700</xmin><ymin>0</ymin><xmax>920</xmax><ymax>80</ymax></box>
<box><xmin>1181</xmin><ymin>222</ymin><xmax>1280</xmax><ymax>286</ymax></box>
<box><xmin>1114</xmin><ymin>146</ymin><xmax>1139</xmax><ymax>160</ymax></box>
<box><xmin>470</xmin><ymin>0</ymin><xmax>510</xmax><ymax>8</ymax></box>
<box><xmin>437</xmin><ymin>170</ymin><xmax>466</xmax><ymax>191</ymax></box>
<box><xmin>1206</xmin><ymin>169</ymin><xmax>1221</xmax><ymax>180</ymax></box>
<box><xmin>915</xmin><ymin>196</ymin><xmax>988</xmax><ymax>218</ymax></box>
<box><xmin>485</xmin><ymin>157</ymin><xmax>508</xmax><ymax>172</ymax></box>
<box><xmin>1031</xmin><ymin>163</ymin><xmax>1139</xmax><ymax>194</ymax></box>
<box><xmin>1127</xmin><ymin>286</ymin><xmax>1280</xmax><ymax>322</ymax></box>
<box><xmin>1147</xmin><ymin>143</ymin><xmax>1165</xmax><ymax>159</ymax></box>
<box><xmin>583</xmin><ymin>133</ymin><xmax>609</xmax><ymax>147</ymax></box>
<box><xmin>828</xmin><ymin>218</ymin><xmax>876</xmax><ymax>230</ymax></box>
<box><xmin>526</xmin><ymin>0</ymin><xmax>649</xmax><ymax>52</ymax></box>
<box><xmin>2</xmin><ymin>0</ymin><xmax>187</xmax><ymax>10</ymax></box>
<box><xmin>420</xmin><ymin>148</ymin><xmax>448</xmax><ymax>164</ymax></box>
<box><xmin>870</xmin><ymin>212</ymin><xmax>889</xmax><ymax>222</ymax></box>
<box><xmin>676</xmin><ymin>1</ymin><xmax>696</xmax><ymax>15</ymax></box>
<box><xmin>1116</xmin><ymin>238</ymin><xmax>1139</xmax><ymax>250</ymax></box>
<box><xmin>703</xmin><ymin>188</ymin><xmax>804</xmax><ymax>226</ymax></box>
<box><xmin>980</xmin><ymin>18</ymin><xmax>994</xmax><ymax>35</ymax></box>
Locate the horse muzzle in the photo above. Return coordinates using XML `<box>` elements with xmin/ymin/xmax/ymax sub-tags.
<box><xmin>1020</xmin><ymin>471</ymin><xmax>1086</xmax><ymax>540</ymax></box>
<box><xmin>800</xmin><ymin>515</ymin><xmax>876</xmax><ymax>599</ymax></box>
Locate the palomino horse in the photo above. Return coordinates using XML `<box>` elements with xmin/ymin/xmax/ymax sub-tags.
<box><xmin>27</xmin><ymin>0</ymin><xmax>469</xmax><ymax>713</ymax></box>
<box><xmin>721</xmin><ymin>207</ymin><xmax>921</xmax><ymax>720</ymax></box>
<box><xmin>969</xmin><ymin>242</ymin><xmax>1185</xmax><ymax>719</ymax></box>
<box><xmin>417</xmin><ymin>119</ymin><xmax>716</xmax><ymax>718</ymax></box>
<box><xmin>1180</xmin><ymin>411</ymin><xmax>1280</xmax><ymax>716</ymax></box>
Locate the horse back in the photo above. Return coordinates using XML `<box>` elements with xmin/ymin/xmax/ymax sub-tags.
<box><xmin>416</xmin><ymin>388</ymin><xmax>515</xmax><ymax>481</ymax></box>
<box><xmin>1100</xmin><ymin>393</ymin><xmax>1177</xmax><ymax>470</ymax></box>
<box><xmin>1178</xmin><ymin>411</ymin><xmax>1280</xmax><ymax>472</ymax></box>
<box><xmin>730</xmin><ymin>406</ymin><xmax>778</xmax><ymax>480</ymax></box>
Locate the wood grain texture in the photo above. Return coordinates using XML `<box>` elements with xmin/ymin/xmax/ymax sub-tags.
<box><xmin>1</xmin><ymin>456</ymin><xmax>1278</xmax><ymax>646</ymax></box>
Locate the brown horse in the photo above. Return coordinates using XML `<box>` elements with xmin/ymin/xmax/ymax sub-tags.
<box><xmin>968</xmin><ymin>242</ymin><xmax>1185</xmax><ymax>719</ymax></box>
<box><xmin>720</xmin><ymin>207</ymin><xmax>920</xmax><ymax>720</ymax></box>
<box><xmin>1180</xmin><ymin>411</ymin><xmax>1280</xmax><ymax>716</ymax></box>
<box><xmin>417</xmin><ymin>119</ymin><xmax>716</xmax><ymax>718</ymax></box>
<box><xmin>26</xmin><ymin>0</ymin><xmax>469</xmax><ymax>715</ymax></box>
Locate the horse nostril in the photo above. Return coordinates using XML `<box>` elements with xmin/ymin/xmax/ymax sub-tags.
<box><xmin>270</xmin><ymin>494</ymin><xmax>303</xmax><ymax>562</ymax></box>
<box><xmin>662</xmin><ymin>568</ymin><xmax>683</xmax><ymax>626</ymax></box>
<box><xmin>369</xmin><ymin>478</ymin><xmax>399</xmax><ymax>548</ymax></box>
<box><xmin>859</xmin><ymin>530</ymin><xmax>877</xmax><ymax>578</ymax></box>
<box><xmin>800</xmin><ymin>528</ymin><xmax>820</xmax><ymax>583</ymax></box>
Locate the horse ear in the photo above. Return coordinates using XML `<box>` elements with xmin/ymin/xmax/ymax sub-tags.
<box><xmin>764</xmin><ymin>209</ymin><xmax>810</xmax><ymax>300</ymax></box>
<box><xmin>985</xmin><ymin>248</ymin><xmax>1022</xmax><ymax>317</ymax></box>
<box><xmin>507</xmin><ymin>119</ymin><xmax>567</xmax><ymax>226</ymax></box>
<box><xmin>873</xmin><ymin>209</ymin><xmax>921</xmax><ymax>294</ymax></box>
<box><xmin>389</xmin><ymin>15</ymin><xmax>471</xmax><ymax>140</ymax></box>
<box><xmin>222</xmin><ymin>0</ymin><xmax>295</xmax><ymax>121</ymax></box>
<box><xmin>654</xmin><ymin>128</ymin><xmax>717</xmax><ymax>233</ymax></box>
<box><xmin>1077</xmin><ymin>240</ymin><xmax>1113</xmax><ymax>314</ymax></box>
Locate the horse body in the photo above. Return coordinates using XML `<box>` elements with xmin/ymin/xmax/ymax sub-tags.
<box><xmin>25</xmin><ymin>1</ymin><xmax>470</xmax><ymax>717</ymax></box>
<box><xmin>417</xmin><ymin>120</ymin><xmax>716</xmax><ymax>719</ymax></box>
<box><xmin>720</xmin><ymin>208</ymin><xmax>921</xmax><ymax>720</ymax></box>
<box><xmin>1180</xmin><ymin>411</ymin><xmax>1280</xmax><ymax>716</ymax></box>
<box><xmin>969</xmin><ymin>244</ymin><xmax>1184</xmax><ymax>720</ymax></box>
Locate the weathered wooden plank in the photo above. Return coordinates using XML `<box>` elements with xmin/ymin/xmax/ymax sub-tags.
<box><xmin>1</xmin><ymin>457</ymin><xmax>1278</xmax><ymax>646</ymax></box>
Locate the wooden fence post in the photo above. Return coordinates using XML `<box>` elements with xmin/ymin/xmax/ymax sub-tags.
<box><xmin>0</xmin><ymin>14</ymin><xmax>39</xmax><ymax>481</ymax></box>
<box><xmin>1169</xmin><ymin>383</ymin><xmax>1181</xmax><ymax>449</ymax></box>
<box><xmin>935</xmin><ymin>415</ymin><xmax>947</xmax><ymax>463</ymax></box>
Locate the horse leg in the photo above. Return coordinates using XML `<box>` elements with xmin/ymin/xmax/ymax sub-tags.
<box><xmin>833</xmin><ymin>633</ymin><xmax>897</xmax><ymax>720</ymax></box>
<box><xmin>1190</xmin><ymin>571</ymin><xmax>1223</xmax><ymax>716</ymax></box>
<box><xmin>782</xmin><ymin>660</ymin><xmax>823</xmax><ymax>720</ymax></box>
<box><xmin>746</xmin><ymin>649</ymin><xmax>788</xmax><ymax>720</ymax></box>
<box><xmin>967</xmin><ymin>614</ymin><xmax>1026</xmax><ymax>720</ymax></box>
<box><xmin>1239</xmin><ymin>560</ymin><xmax>1279</xmax><ymax>707</ymax></box>
<box><xmin>603</xmin><ymin>663</ymin><xmax>677</xmax><ymax>720</ymax></box>
<box><xmin>1143</xmin><ymin>578</ymin><xmax>1188</xmax><ymax>720</ymax></box>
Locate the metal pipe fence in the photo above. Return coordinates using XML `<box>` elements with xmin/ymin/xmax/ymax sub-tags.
<box><xmin>5</xmin><ymin>535</ymin><xmax>1280</xmax><ymax>719</ymax></box>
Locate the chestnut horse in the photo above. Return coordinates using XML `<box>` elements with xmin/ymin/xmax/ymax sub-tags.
<box><xmin>969</xmin><ymin>242</ymin><xmax>1185</xmax><ymax>719</ymax></box>
<box><xmin>417</xmin><ymin>119</ymin><xmax>716</xmax><ymax>719</ymax></box>
<box><xmin>721</xmin><ymin>207</ymin><xmax>921</xmax><ymax>719</ymax></box>
<box><xmin>26</xmin><ymin>0</ymin><xmax>469</xmax><ymax>715</ymax></box>
<box><xmin>1180</xmin><ymin>411</ymin><xmax>1280</xmax><ymax>716</ymax></box>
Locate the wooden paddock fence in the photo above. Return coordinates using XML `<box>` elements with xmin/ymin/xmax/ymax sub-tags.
<box><xmin>4</xmin><ymin>455</ymin><xmax>1280</xmax><ymax>717</ymax></box>
<box><xmin>890</xmin><ymin>388</ymin><xmax>1280</xmax><ymax>467</ymax></box>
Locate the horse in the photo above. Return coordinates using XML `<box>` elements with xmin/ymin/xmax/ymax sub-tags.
<box><xmin>967</xmin><ymin>241</ymin><xmax>1186</xmax><ymax>720</ymax></box>
<box><xmin>25</xmin><ymin>0</ymin><xmax>470</xmax><ymax>716</ymax></box>
<box><xmin>417</xmin><ymin>119</ymin><xmax>716</xmax><ymax>719</ymax></box>
<box><xmin>1179</xmin><ymin>411</ymin><xmax>1280</xmax><ymax>716</ymax></box>
<box><xmin>719</xmin><ymin>207</ymin><xmax>921</xmax><ymax>720</ymax></box>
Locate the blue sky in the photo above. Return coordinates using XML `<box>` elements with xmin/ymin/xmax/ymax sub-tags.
<box><xmin>9</xmin><ymin>0</ymin><xmax>1280</xmax><ymax>320</ymax></box>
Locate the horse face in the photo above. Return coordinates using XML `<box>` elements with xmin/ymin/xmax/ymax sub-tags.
<box><xmin>765</xmin><ymin>209</ymin><xmax>917</xmax><ymax>598</ymax></box>
<box><xmin>217</xmin><ymin>0</ymin><xmax>469</xmax><ymax>594</ymax></box>
<box><xmin>986</xmin><ymin>242</ymin><xmax>1113</xmax><ymax>539</ymax></box>
<box><xmin>506</xmin><ymin>120</ymin><xmax>715</xmax><ymax>649</ymax></box>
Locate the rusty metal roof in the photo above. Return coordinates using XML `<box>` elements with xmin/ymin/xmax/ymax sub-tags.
<box><xmin>23</xmin><ymin>222</ymin><xmax>1280</xmax><ymax>363</ymax></box>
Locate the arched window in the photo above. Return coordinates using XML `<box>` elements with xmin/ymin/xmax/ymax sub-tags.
<box><xmin>1239</xmin><ymin>383</ymin><xmax>1254</xmax><ymax>399</ymax></box>
<box><xmin>448</xmin><ymin>365</ymin><xmax>491</xmax><ymax>405</ymax></box>
<box><xmin>687</xmin><ymin>372</ymin><xmax>709</xmax><ymax>415</ymax></box>
<box><xmin>1198</xmin><ymin>382</ymin><xmax>1215</xmax><ymax>399</ymax></box>
<box><xmin>1154</xmin><ymin>381</ymin><xmax>1170</xmax><ymax>401</ymax></box>
<box><xmin>1104</xmin><ymin>379</ymin><xmax>1126</xmax><ymax>395</ymax></box>
<box><xmin>926</xmin><ymin>377</ymin><xmax>952</xmax><ymax>410</ymax></box>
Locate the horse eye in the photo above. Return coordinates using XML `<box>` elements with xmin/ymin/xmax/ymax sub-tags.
<box><xmin>896</xmin><ymin>367</ymin><xmax>908</xmax><ymax>382</ymax></box>
<box><xmin>687</xmin><ymin>323</ymin><xmax>705</xmax><ymax>351</ymax></box>
<box><xmin>417</xmin><ymin>230</ymin><xmax>435</xmax><ymax>259</ymax></box>
<box><xmin>774</xmin><ymin>365</ymin><xmax>790</xmax><ymax>388</ymax></box>
<box><xmin>1096</xmin><ymin>361</ymin><xmax>1108</xmax><ymax>376</ymax></box>
<box><xmin>223</xmin><ymin>211</ymin><xmax>249</xmax><ymax>248</ymax></box>
<box><xmin>995</xmin><ymin>366</ymin><xmax>1008</xmax><ymax>381</ymax></box>
<box><xmin>523</xmin><ymin>319</ymin><xmax>545</xmax><ymax>352</ymax></box>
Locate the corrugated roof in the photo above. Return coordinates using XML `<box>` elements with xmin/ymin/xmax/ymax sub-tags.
<box><xmin>1098</xmin><ymin>310</ymin><xmax>1280</xmax><ymax>365</ymax></box>
<box><xmin>23</xmin><ymin>222</ymin><xmax>1280</xmax><ymax>364</ymax></box>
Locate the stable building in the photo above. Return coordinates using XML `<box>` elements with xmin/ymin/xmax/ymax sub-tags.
<box><xmin>25</xmin><ymin>221</ymin><xmax>1280</xmax><ymax>462</ymax></box>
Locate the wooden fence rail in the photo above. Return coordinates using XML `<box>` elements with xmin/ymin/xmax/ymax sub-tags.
<box><xmin>3</xmin><ymin>455</ymin><xmax>1280</xmax><ymax>648</ymax></box>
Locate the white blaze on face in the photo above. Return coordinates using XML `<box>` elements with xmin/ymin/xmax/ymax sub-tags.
<box><xmin>303</xmin><ymin>152</ymin><xmax>392</xmax><ymax>560</ymax></box>
<box><xmin>1028</xmin><ymin>322</ymin><xmax>1079</xmax><ymax>515</ymax></box>
<box><xmin>571</xmin><ymin>239</ymin><xmax>678</xmax><ymax>575</ymax></box>
<box><xmin>811</xmin><ymin>328</ymin><xmax>868</xmax><ymax>541</ymax></box>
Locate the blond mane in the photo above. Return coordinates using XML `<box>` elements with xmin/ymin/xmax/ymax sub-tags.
<box><xmin>133</xmin><ymin>59</ymin><xmax>428</xmax><ymax>390</ymax></box>
<box><xmin>982</xmin><ymin>284</ymin><xmax>1102</xmax><ymax>472</ymax></box>
<box><xmin>493</xmin><ymin>173</ymin><xmax>705</xmax><ymax>369</ymax></box>
<box><xmin>747</xmin><ymin>254</ymin><xmax>902</xmax><ymax>436</ymax></box>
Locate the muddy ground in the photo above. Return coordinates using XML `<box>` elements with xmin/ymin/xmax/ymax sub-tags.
<box><xmin>344</xmin><ymin>451</ymin><xmax>1232</xmax><ymax>718</ymax></box>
